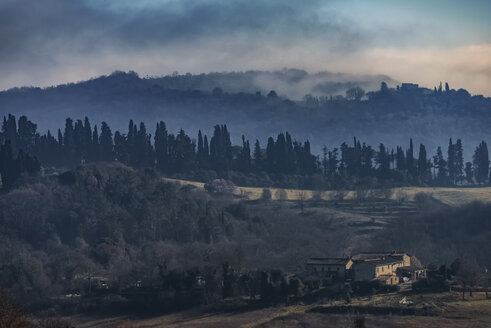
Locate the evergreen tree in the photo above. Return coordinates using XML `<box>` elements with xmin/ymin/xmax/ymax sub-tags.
<box><xmin>327</xmin><ymin>148</ymin><xmax>339</xmax><ymax>177</ymax></box>
<box><xmin>417</xmin><ymin>144</ymin><xmax>428</xmax><ymax>181</ymax></box>
<box><xmin>99</xmin><ymin>122</ymin><xmax>114</xmax><ymax>162</ymax></box>
<box><xmin>238</xmin><ymin>135</ymin><xmax>251</xmax><ymax>172</ymax></box>
<box><xmin>473</xmin><ymin>141</ymin><xmax>489</xmax><ymax>184</ymax></box>
<box><xmin>57</xmin><ymin>128</ymin><xmax>63</xmax><ymax>146</ymax></box>
<box><xmin>91</xmin><ymin>125</ymin><xmax>100</xmax><ymax>161</ymax></box>
<box><xmin>203</xmin><ymin>135</ymin><xmax>210</xmax><ymax>166</ymax></box>
<box><xmin>83</xmin><ymin>117</ymin><xmax>92</xmax><ymax>160</ymax></box>
<box><xmin>155</xmin><ymin>121</ymin><xmax>169</xmax><ymax>171</ymax></box>
<box><xmin>0</xmin><ymin>140</ymin><xmax>40</xmax><ymax>190</ymax></box>
<box><xmin>210</xmin><ymin>125</ymin><xmax>232</xmax><ymax>173</ymax></box>
<box><xmin>63</xmin><ymin>118</ymin><xmax>75</xmax><ymax>164</ymax></box>
<box><xmin>17</xmin><ymin>116</ymin><xmax>37</xmax><ymax>154</ymax></box>
<box><xmin>447</xmin><ymin>138</ymin><xmax>456</xmax><ymax>183</ymax></box>
<box><xmin>406</xmin><ymin>138</ymin><xmax>415</xmax><ymax>176</ymax></box>
<box><xmin>135</xmin><ymin>122</ymin><xmax>152</xmax><ymax>167</ymax></box>
<box><xmin>454</xmin><ymin>139</ymin><xmax>464</xmax><ymax>183</ymax></box>
<box><xmin>253</xmin><ymin>139</ymin><xmax>263</xmax><ymax>171</ymax></box>
<box><xmin>377</xmin><ymin>143</ymin><xmax>390</xmax><ymax>177</ymax></box>
<box><xmin>465</xmin><ymin>162</ymin><xmax>474</xmax><ymax>184</ymax></box>
<box><xmin>114</xmin><ymin>131</ymin><xmax>127</xmax><ymax>162</ymax></box>
<box><xmin>1</xmin><ymin>115</ymin><xmax>18</xmax><ymax>152</ymax></box>
<box><xmin>197</xmin><ymin>130</ymin><xmax>204</xmax><ymax>167</ymax></box>
<box><xmin>266</xmin><ymin>137</ymin><xmax>275</xmax><ymax>172</ymax></box>
<box><xmin>433</xmin><ymin>146</ymin><xmax>448</xmax><ymax>182</ymax></box>
<box><xmin>396</xmin><ymin>146</ymin><xmax>406</xmax><ymax>171</ymax></box>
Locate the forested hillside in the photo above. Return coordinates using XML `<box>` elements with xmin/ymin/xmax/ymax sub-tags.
<box><xmin>1</xmin><ymin>162</ymin><xmax>491</xmax><ymax>313</ymax></box>
<box><xmin>0</xmin><ymin>71</ymin><xmax>490</xmax><ymax>156</ymax></box>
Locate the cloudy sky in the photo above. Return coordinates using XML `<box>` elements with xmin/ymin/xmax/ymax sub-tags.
<box><xmin>1</xmin><ymin>0</ymin><xmax>490</xmax><ymax>95</ymax></box>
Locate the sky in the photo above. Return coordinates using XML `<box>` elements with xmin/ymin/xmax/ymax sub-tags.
<box><xmin>1</xmin><ymin>0</ymin><xmax>490</xmax><ymax>95</ymax></box>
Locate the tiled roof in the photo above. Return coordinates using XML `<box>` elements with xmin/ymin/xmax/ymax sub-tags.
<box><xmin>306</xmin><ymin>257</ymin><xmax>351</xmax><ymax>266</ymax></box>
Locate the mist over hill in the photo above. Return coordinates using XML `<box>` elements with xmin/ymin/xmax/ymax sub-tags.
<box><xmin>0</xmin><ymin>70</ymin><xmax>489</xmax><ymax>157</ymax></box>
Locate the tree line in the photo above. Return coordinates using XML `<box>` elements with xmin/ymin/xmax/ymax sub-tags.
<box><xmin>0</xmin><ymin>113</ymin><xmax>490</xmax><ymax>190</ymax></box>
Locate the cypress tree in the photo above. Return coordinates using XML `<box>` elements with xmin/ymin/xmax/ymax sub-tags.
<box><xmin>197</xmin><ymin>130</ymin><xmax>204</xmax><ymax>162</ymax></box>
<box><xmin>203</xmin><ymin>135</ymin><xmax>210</xmax><ymax>167</ymax></box>
<box><xmin>253</xmin><ymin>139</ymin><xmax>262</xmax><ymax>171</ymax></box>
<box><xmin>114</xmin><ymin>131</ymin><xmax>126</xmax><ymax>162</ymax></box>
<box><xmin>447</xmin><ymin>138</ymin><xmax>456</xmax><ymax>183</ymax></box>
<box><xmin>155</xmin><ymin>121</ymin><xmax>168</xmax><ymax>171</ymax></box>
<box><xmin>99</xmin><ymin>122</ymin><xmax>114</xmax><ymax>162</ymax></box>
<box><xmin>406</xmin><ymin>138</ymin><xmax>415</xmax><ymax>176</ymax></box>
<box><xmin>465</xmin><ymin>162</ymin><xmax>474</xmax><ymax>184</ymax></box>
<box><xmin>83</xmin><ymin>117</ymin><xmax>92</xmax><ymax>160</ymax></box>
<box><xmin>92</xmin><ymin>125</ymin><xmax>99</xmax><ymax>161</ymax></box>
<box><xmin>473</xmin><ymin>141</ymin><xmax>489</xmax><ymax>184</ymax></box>
<box><xmin>396</xmin><ymin>146</ymin><xmax>406</xmax><ymax>171</ymax></box>
<box><xmin>434</xmin><ymin>146</ymin><xmax>447</xmax><ymax>182</ymax></box>
<box><xmin>455</xmin><ymin>139</ymin><xmax>464</xmax><ymax>183</ymax></box>
<box><xmin>63</xmin><ymin>118</ymin><xmax>75</xmax><ymax>164</ymax></box>
<box><xmin>266</xmin><ymin>137</ymin><xmax>275</xmax><ymax>172</ymax></box>
<box><xmin>377</xmin><ymin>143</ymin><xmax>390</xmax><ymax>177</ymax></box>
<box><xmin>417</xmin><ymin>144</ymin><xmax>428</xmax><ymax>181</ymax></box>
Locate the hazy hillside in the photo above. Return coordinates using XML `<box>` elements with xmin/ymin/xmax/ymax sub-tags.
<box><xmin>0</xmin><ymin>70</ymin><xmax>490</xmax><ymax>156</ymax></box>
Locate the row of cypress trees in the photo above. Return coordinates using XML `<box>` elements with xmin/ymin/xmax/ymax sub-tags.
<box><xmin>1</xmin><ymin>114</ymin><xmax>490</xmax><ymax>189</ymax></box>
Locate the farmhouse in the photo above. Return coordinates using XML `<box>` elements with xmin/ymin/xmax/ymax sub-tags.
<box><xmin>305</xmin><ymin>257</ymin><xmax>353</xmax><ymax>282</ymax></box>
<box><xmin>306</xmin><ymin>251</ymin><xmax>426</xmax><ymax>285</ymax></box>
<box><xmin>351</xmin><ymin>251</ymin><xmax>425</xmax><ymax>285</ymax></box>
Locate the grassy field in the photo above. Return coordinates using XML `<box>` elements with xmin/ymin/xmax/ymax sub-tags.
<box><xmin>69</xmin><ymin>292</ymin><xmax>491</xmax><ymax>328</ymax></box>
<box><xmin>163</xmin><ymin>177</ymin><xmax>491</xmax><ymax>206</ymax></box>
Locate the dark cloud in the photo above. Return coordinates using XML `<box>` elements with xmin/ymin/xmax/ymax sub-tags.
<box><xmin>0</xmin><ymin>0</ymin><xmax>489</xmax><ymax>96</ymax></box>
<box><xmin>0</xmin><ymin>0</ymin><xmax>365</xmax><ymax>66</ymax></box>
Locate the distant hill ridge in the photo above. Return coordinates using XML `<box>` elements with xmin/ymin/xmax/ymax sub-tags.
<box><xmin>0</xmin><ymin>70</ymin><xmax>489</xmax><ymax>157</ymax></box>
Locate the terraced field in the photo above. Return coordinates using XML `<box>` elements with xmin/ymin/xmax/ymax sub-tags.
<box><xmin>163</xmin><ymin>177</ymin><xmax>491</xmax><ymax>206</ymax></box>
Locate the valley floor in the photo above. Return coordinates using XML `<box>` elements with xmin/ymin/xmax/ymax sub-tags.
<box><xmin>68</xmin><ymin>292</ymin><xmax>491</xmax><ymax>328</ymax></box>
